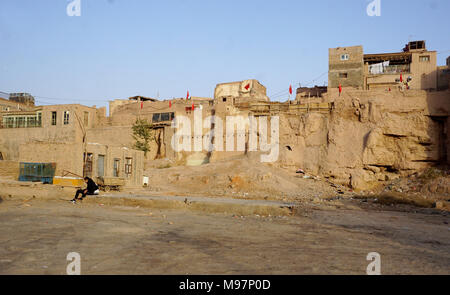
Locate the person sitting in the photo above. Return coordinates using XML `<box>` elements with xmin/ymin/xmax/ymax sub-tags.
<box><xmin>71</xmin><ymin>177</ymin><xmax>99</xmax><ymax>203</ymax></box>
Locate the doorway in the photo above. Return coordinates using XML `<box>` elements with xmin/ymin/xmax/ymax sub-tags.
<box><xmin>113</xmin><ymin>159</ymin><xmax>120</xmax><ymax>177</ymax></box>
<box><xmin>98</xmin><ymin>155</ymin><xmax>105</xmax><ymax>177</ymax></box>
<box><xmin>431</xmin><ymin>116</ymin><xmax>448</xmax><ymax>163</ymax></box>
<box><xmin>83</xmin><ymin>153</ymin><xmax>93</xmax><ymax>177</ymax></box>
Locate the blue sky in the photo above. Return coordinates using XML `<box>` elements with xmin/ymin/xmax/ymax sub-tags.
<box><xmin>0</xmin><ymin>0</ymin><xmax>449</xmax><ymax>107</ymax></box>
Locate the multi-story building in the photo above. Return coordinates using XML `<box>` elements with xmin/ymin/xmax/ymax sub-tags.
<box><xmin>329</xmin><ymin>40</ymin><xmax>442</xmax><ymax>91</ymax></box>
<box><xmin>0</xmin><ymin>102</ymin><xmax>144</xmax><ymax>186</ymax></box>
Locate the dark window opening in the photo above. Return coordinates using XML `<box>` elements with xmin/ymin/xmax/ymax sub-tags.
<box><xmin>152</xmin><ymin>112</ymin><xmax>174</xmax><ymax>123</ymax></box>
<box><xmin>223</xmin><ymin>97</ymin><xmax>227</xmax><ymax>102</ymax></box>
<box><xmin>64</xmin><ymin>111</ymin><xmax>70</xmax><ymax>125</ymax></box>
<box><xmin>340</xmin><ymin>54</ymin><xmax>349</xmax><ymax>61</ymax></box>
<box><xmin>286</xmin><ymin>146</ymin><xmax>293</xmax><ymax>151</ymax></box>
<box><xmin>339</xmin><ymin>73</ymin><xmax>348</xmax><ymax>78</ymax></box>
<box><xmin>52</xmin><ymin>112</ymin><xmax>57</xmax><ymax>125</ymax></box>
<box><xmin>125</xmin><ymin>158</ymin><xmax>133</xmax><ymax>176</ymax></box>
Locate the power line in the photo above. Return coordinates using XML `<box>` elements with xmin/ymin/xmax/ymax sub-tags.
<box><xmin>0</xmin><ymin>90</ymin><xmax>111</xmax><ymax>104</ymax></box>
<box><xmin>268</xmin><ymin>71</ymin><xmax>329</xmax><ymax>100</ymax></box>
<box><xmin>437</xmin><ymin>49</ymin><xmax>450</xmax><ymax>55</ymax></box>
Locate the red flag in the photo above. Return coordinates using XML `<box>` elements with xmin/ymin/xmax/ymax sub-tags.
<box><xmin>400</xmin><ymin>73</ymin><xmax>403</xmax><ymax>82</ymax></box>
<box><xmin>186</xmin><ymin>90</ymin><xmax>190</xmax><ymax>100</ymax></box>
<box><xmin>169</xmin><ymin>101</ymin><xmax>172</xmax><ymax>108</ymax></box>
<box><xmin>339</xmin><ymin>84</ymin><xmax>342</xmax><ymax>93</ymax></box>
<box><xmin>244</xmin><ymin>83</ymin><xmax>250</xmax><ymax>90</ymax></box>
<box><xmin>140</xmin><ymin>101</ymin><xmax>143</xmax><ymax>109</ymax></box>
<box><xmin>289</xmin><ymin>85</ymin><xmax>293</xmax><ymax>95</ymax></box>
<box><xmin>191</xmin><ymin>102</ymin><xmax>194</xmax><ymax>110</ymax></box>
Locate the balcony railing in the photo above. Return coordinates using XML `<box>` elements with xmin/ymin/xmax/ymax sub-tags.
<box><xmin>369</xmin><ymin>64</ymin><xmax>410</xmax><ymax>75</ymax></box>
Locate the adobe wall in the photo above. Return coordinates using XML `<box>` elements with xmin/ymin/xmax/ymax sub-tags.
<box><xmin>102</xmin><ymin>83</ymin><xmax>449</xmax><ymax>191</ymax></box>
<box><xmin>86</xmin><ymin>143</ymin><xmax>144</xmax><ymax>186</ymax></box>
<box><xmin>410</xmin><ymin>51</ymin><xmax>438</xmax><ymax>90</ymax></box>
<box><xmin>18</xmin><ymin>142</ymin><xmax>84</xmax><ymax>177</ymax></box>
<box><xmin>214</xmin><ymin>80</ymin><xmax>269</xmax><ymax>102</ymax></box>
<box><xmin>0</xmin><ymin>104</ymin><xmax>97</xmax><ymax>161</ymax></box>
<box><xmin>0</xmin><ymin>160</ymin><xmax>19</xmax><ymax>180</ymax></box>
<box><xmin>328</xmin><ymin>46</ymin><xmax>364</xmax><ymax>89</ymax></box>
<box><xmin>0</xmin><ymin>125</ymin><xmax>79</xmax><ymax>160</ymax></box>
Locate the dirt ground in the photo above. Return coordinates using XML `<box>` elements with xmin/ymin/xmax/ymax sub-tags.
<box><xmin>144</xmin><ymin>157</ymin><xmax>340</xmax><ymax>202</ymax></box>
<box><xmin>0</xmin><ymin>198</ymin><xmax>449</xmax><ymax>274</ymax></box>
<box><xmin>144</xmin><ymin>158</ymin><xmax>450</xmax><ymax>208</ymax></box>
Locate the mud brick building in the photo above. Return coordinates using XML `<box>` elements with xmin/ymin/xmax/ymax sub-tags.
<box><xmin>1</xmin><ymin>40</ymin><xmax>449</xmax><ymax>190</ymax></box>
<box><xmin>329</xmin><ymin>41</ymin><xmax>446</xmax><ymax>91</ymax></box>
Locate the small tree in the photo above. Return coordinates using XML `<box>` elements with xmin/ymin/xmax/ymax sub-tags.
<box><xmin>132</xmin><ymin>118</ymin><xmax>155</xmax><ymax>157</ymax></box>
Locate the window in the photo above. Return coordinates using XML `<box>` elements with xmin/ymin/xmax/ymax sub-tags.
<box><xmin>1</xmin><ymin>114</ymin><xmax>42</xmax><ymax>128</ymax></box>
<box><xmin>4</xmin><ymin>117</ymin><xmax>14</xmax><ymax>128</ymax></box>
<box><xmin>152</xmin><ymin>112</ymin><xmax>175</xmax><ymax>123</ymax></box>
<box><xmin>223</xmin><ymin>97</ymin><xmax>227</xmax><ymax>102</ymax></box>
<box><xmin>64</xmin><ymin>111</ymin><xmax>70</xmax><ymax>125</ymax></box>
<box><xmin>419</xmin><ymin>55</ymin><xmax>430</xmax><ymax>62</ymax></box>
<box><xmin>26</xmin><ymin>116</ymin><xmax>36</xmax><ymax>127</ymax></box>
<box><xmin>340</xmin><ymin>54</ymin><xmax>349</xmax><ymax>61</ymax></box>
<box><xmin>17</xmin><ymin>117</ymin><xmax>25</xmax><ymax>128</ymax></box>
<box><xmin>339</xmin><ymin>73</ymin><xmax>348</xmax><ymax>78</ymax></box>
<box><xmin>52</xmin><ymin>112</ymin><xmax>57</xmax><ymax>125</ymax></box>
<box><xmin>161</xmin><ymin>113</ymin><xmax>170</xmax><ymax>121</ymax></box>
<box><xmin>97</xmin><ymin>155</ymin><xmax>105</xmax><ymax>177</ymax></box>
<box><xmin>37</xmin><ymin>112</ymin><xmax>42</xmax><ymax>126</ymax></box>
<box><xmin>125</xmin><ymin>158</ymin><xmax>133</xmax><ymax>176</ymax></box>
<box><xmin>113</xmin><ymin>159</ymin><xmax>120</xmax><ymax>177</ymax></box>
